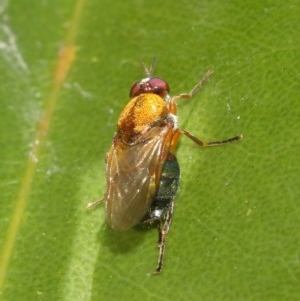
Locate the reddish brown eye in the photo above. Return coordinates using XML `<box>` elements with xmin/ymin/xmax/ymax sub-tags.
<box><xmin>130</xmin><ymin>77</ymin><xmax>170</xmax><ymax>98</ymax></box>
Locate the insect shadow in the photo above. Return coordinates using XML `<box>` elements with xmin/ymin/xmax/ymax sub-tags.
<box><xmin>98</xmin><ymin>221</ymin><xmax>156</xmax><ymax>254</ymax></box>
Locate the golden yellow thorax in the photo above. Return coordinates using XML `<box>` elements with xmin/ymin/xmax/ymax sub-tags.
<box><xmin>117</xmin><ymin>93</ymin><xmax>168</xmax><ymax>143</ymax></box>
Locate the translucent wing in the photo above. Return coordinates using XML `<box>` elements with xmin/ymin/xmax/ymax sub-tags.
<box><xmin>103</xmin><ymin>126</ymin><xmax>174</xmax><ymax>231</ymax></box>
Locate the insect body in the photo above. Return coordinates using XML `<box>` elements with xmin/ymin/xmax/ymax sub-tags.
<box><xmin>87</xmin><ymin>60</ymin><xmax>242</xmax><ymax>273</ymax></box>
<box><xmin>142</xmin><ymin>152</ymin><xmax>180</xmax><ymax>273</ymax></box>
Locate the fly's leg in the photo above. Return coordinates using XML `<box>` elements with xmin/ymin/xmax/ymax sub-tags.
<box><xmin>86</xmin><ymin>198</ymin><xmax>103</xmax><ymax>210</ymax></box>
<box><xmin>154</xmin><ymin>201</ymin><xmax>175</xmax><ymax>274</ymax></box>
<box><xmin>172</xmin><ymin>70</ymin><xmax>214</xmax><ymax>101</ymax></box>
<box><xmin>170</xmin><ymin>70</ymin><xmax>243</xmax><ymax>146</ymax></box>
<box><xmin>169</xmin><ymin>129</ymin><xmax>242</xmax><ymax>153</ymax></box>
<box><xmin>180</xmin><ymin>129</ymin><xmax>243</xmax><ymax>147</ymax></box>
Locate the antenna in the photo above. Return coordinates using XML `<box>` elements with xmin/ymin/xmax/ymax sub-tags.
<box><xmin>141</xmin><ymin>57</ymin><xmax>156</xmax><ymax>77</ymax></box>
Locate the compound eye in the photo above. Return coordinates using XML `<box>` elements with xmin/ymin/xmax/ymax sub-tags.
<box><xmin>148</xmin><ymin>78</ymin><xmax>170</xmax><ymax>97</ymax></box>
<box><xmin>130</xmin><ymin>77</ymin><xmax>170</xmax><ymax>98</ymax></box>
<box><xmin>129</xmin><ymin>81</ymin><xmax>142</xmax><ymax>98</ymax></box>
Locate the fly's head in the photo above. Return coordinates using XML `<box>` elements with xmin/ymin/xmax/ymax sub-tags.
<box><xmin>130</xmin><ymin>77</ymin><xmax>170</xmax><ymax>100</ymax></box>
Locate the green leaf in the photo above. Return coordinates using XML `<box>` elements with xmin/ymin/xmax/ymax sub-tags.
<box><xmin>1</xmin><ymin>0</ymin><xmax>299</xmax><ymax>300</ymax></box>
